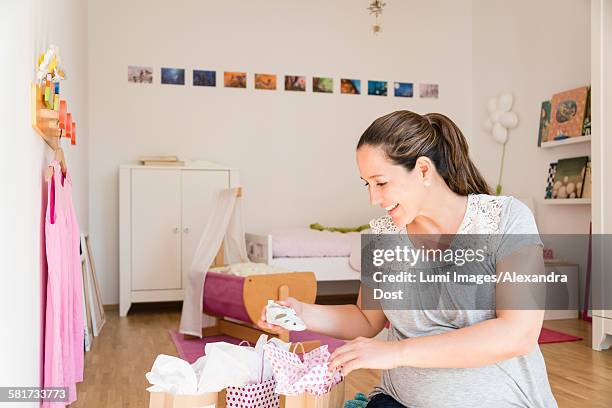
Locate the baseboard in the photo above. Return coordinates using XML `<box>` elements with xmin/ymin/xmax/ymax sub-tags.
<box><xmin>103</xmin><ymin>304</ymin><xmax>118</xmax><ymax>311</ymax></box>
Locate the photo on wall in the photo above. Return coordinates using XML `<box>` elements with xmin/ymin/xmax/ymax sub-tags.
<box><xmin>313</xmin><ymin>77</ymin><xmax>333</xmax><ymax>93</ymax></box>
<box><xmin>340</xmin><ymin>78</ymin><xmax>361</xmax><ymax>94</ymax></box>
<box><xmin>161</xmin><ymin>68</ymin><xmax>185</xmax><ymax>85</ymax></box>
<box><xmin>285</xmin><ymin>75</ymin><xmax>306</xmax><ymax>92</ymax></box>
<box><xmin>255</xmin><ymin>73</ymin><xmax>277</xmax><ymax>90</ymax></box>
<box><xmin>394</xmin><ymin>82</ymin><xmax>413</xmax><ymax>97</ymax></box>
<box><xmin>224</xmin><ymin>71</ymin><xmax>247</xmax><ymax>88</ymax></box>
<box><xmin>128</xmin><ymin>66</ymin><xmax>153</xmax><ymax>83</ymax></box>
<box><xmin>193</xmin><ymin>70</ymin><xmax>216</xmax><ymax>87</ymax></box>
<box><xmin>223</xmin><ymin>71</ymin><xmax>246</xmax><ymax>88</ymax></box>
<box><xmin>419</xmin><ymin>83</ymin><xmax>439</xmax><ymax>98</ymax></box>
<box><xmin>368</xmin><ymin>80</ymin><xmax>388</xmax><ymax>96</ymax></box>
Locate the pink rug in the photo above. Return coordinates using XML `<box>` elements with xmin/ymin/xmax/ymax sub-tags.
<box><xmin>538</xmin><ymin>327</ymin><xmax>582</xmax><ymax>344</ymax></box>
<box><xmin>169</xmin><ymin>330</ymin><xmax>345</xmax><ymax>364</ymax></box>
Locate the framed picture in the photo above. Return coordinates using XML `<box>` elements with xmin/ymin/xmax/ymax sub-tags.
<box><xmin>255</xmin><ymin>73</ymin><xmax>277</xmax><ymax>90</ymax></box>
<box><xmin>548</xmin><ymin>86</ymin><xmax>588</xmax><ymax>140</ymax></box>
<box><xmin>368</xmin><ymin>80</ymin><xmax>387</xmax><ymax>96</ymax></box>
<box><xmin>537</xmin><ymin>100</ymin><xmax>551</xmax><ymax>147</ymax></box>
<box><xmin>340</xmin><ymin>79</ymin><xmax>361</xmax><ymax>94</ymax></box>
<box><xmin>285</xmin><ymin>75</ymin><xmax>306</xmax><ymax>92</ymax></box>
<box><xmin>313</xmin><ymin>77</ymin><xmax>333</xmax><ymax>93</ymax></box>
<box><xmin>419</xmin><ymin>83</ymin><xmax>439</xmax><ymax>98</ymax></box>
<box><xmin>128</xmin><ymin>66</ymin><xmax>152</xmax><ymax>83</ymax></box>
<box><xmin>394</xmin><ymin>82</ymin><xmax>414</xmax><ymax>97</ymax></box>
<box><xmin>552</xmin><ymin>156</ymin><xmax>589</xmax><ymax>199</ymax></box>
<box><xmin>161</xmin><ymin>68</ymin><xmax>185</xmax><ymax>85</ymax></box>
<box><xmin>193</xmin><ymin>70</ymin><xmax>216</xmax><ymax>87</ymax></box>
<box><xmin>80</xmin><ymin>233</ymin><xmax>105</xmax><ymax>337</ymax></box>
<box><xmin>224</xmin><ymin>72</ymin><xmax>247</xmax><ymax>88</ymax></box>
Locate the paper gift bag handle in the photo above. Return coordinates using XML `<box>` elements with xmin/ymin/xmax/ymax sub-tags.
<box><xmin>290</xmin><ymin>342</ymin><xmax>305</xmax><ymax>356</ymax></box>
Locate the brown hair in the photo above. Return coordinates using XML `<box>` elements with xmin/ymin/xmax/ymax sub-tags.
<box><xmin>357</xmin><ymin>110</ymin><xmax>491</xmax><ymax>195</ymax></box>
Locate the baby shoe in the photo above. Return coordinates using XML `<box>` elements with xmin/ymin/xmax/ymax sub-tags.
<box><xmin>266</xmin><ymin>300</ymin><xmax>306</xmax><ymax>331</ymax></box>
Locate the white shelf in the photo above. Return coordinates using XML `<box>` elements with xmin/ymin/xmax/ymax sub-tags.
<box><xmin>540</xmin><ymin>135</ymin><xmax>591</xmax><ymax>148</ymax></box>
<box><xmin>542</xmin><ymin>198</ymin><xmax>591</xmax><ymax>205</ymax></box>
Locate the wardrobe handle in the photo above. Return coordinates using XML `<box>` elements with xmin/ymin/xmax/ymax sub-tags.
<box><xmin>173</xmin><ymin>227</ymin><xmax>179</xmax><ymax>233</ymax></box>
<box><xmin>183</xmin><ymin>227</ymin><xmax>190</xmax><ymax>233</ymax></box>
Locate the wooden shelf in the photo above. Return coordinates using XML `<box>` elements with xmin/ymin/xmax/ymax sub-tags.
<box><xmin>542</xmin><ymin>198</ymin><xmax>591</xmax><ymax>205</ymax></box>
<box><xmin>31</xmin><ymin>84</ymin><xmax>61</xmax><ymax>149</ymax></box>
<box><xmin>540</xmin><ymin>135</ymin><xmax>591</xmax><ymax>148</ymax></box>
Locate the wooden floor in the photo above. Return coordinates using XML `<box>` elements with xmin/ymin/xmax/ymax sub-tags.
<box><xmin>72</xmin><ymin>305</ymin><xmax>612</xmax><ymax>407</ymax></box>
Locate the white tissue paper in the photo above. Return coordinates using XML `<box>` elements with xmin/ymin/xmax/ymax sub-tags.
<box><xmin>146</xmin><ymin>354</ymin><xmax>198</xmax><ymax>395</ymax></box>
<box><xmin>146</xmin><ymin>335</ymin><xmax>291</xmax><ymax>395</ymax></box>
<box><xmin>198</xmin><ymin>334</ymin><xmax>291</xmax><ymax>392</ymax></box>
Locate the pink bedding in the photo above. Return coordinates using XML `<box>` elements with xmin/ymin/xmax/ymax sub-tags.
<box><xmin>270</xmin><ymin>228</ymin><xmax>360</xmax><ymax>258</ymax></box>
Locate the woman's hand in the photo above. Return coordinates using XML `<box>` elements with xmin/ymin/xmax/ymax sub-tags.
<box><xmin>256</xmin><ymin>297</ymin><xmax>304</xmax><ymax>334</ymax></box>
<box><xmin>329</xmin><ymin>337</ymin><xmax>403</xmax><ymax>377</ymax></box>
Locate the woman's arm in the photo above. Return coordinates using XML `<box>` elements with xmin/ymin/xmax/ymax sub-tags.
<box><xmin>257</xmin><ymin>286</ymin><xmax>388</xmax><ymax>340</ymax></box>
<box><xmin>330</xmin><ymin>245</ymin><xmax>545</xmax><ymax>374</ymax></box>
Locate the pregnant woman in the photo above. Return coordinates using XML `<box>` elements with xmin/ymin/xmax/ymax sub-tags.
<box><xmin>259</xmin><ymin>110</ymin><xmax>557</xmax><ymax>408</ymax></box>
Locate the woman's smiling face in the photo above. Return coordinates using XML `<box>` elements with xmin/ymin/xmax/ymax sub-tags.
<box><xmin>357</xmin><ymin>144</ymin><xmax>427</xmax><ymax>228</ymax></box>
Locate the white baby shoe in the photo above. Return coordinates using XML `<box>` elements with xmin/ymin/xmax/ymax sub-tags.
<box><xmin>266</xmin><ymin>300</ymin><xmax>306</xmax><ymax>331</ymax></box>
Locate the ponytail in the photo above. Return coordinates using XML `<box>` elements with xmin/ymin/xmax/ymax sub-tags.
<box><xmin>424</xmin><ymin>113</ymin><xmax>491</xmax><ymax>195</ymax></box>
<box><xmin>357</xmin><ymin>110</ymin><xmax>491</xmax><ymax>195</ymax></box>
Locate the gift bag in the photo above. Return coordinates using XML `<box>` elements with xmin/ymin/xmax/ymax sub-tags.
<box><xmin>264</xmin><ymin>342</ymin><xmax>344</xmax><ymax>408</ymax></box>
<box><xmin>282</xmin><ymin>380</ymin><xmax>345</xmax><ymax>408</ymax></box>
<box><xmin>226</xmin><ymin>341</ymin><xmax>280</xmax><ymax>408</ymax></box>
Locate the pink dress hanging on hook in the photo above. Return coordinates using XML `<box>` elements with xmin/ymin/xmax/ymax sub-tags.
<box><xmin>43</xmin><ymin>160</ymin><xmax>84</xmax><ymax>407</ymax></box>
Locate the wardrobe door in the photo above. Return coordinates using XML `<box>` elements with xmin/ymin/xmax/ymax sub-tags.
<box><xmin>132</xmin><ymin>169</ymin><xmax>182</xmax><ymax>290</ymax></box>
<box><xmin>181</xmin><ymin>170</ymin><xmax>230</xmax><ymax>288</ymax></box>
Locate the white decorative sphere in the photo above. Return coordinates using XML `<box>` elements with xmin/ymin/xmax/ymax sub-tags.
<box><xmin>553</xmin><ymin>181</ymin><xmax>562</xmax><ymax>190</ymax></box>
<box><xmin>566</xmin><ymin>182</ymin><xmax>576</xmax><ymax>195</ymax></box>
<box><xmin>500</xmin><ymin>111</ymin><xmax>519</xmax><ymax>129</ymax></box>
<box><xmin>569</xmin><ymin>192</ymin><xmax>576</xmax><ymax>198</ymax></box>
<box><xmin>492</xmin><ymin>123</ymin><xmax>508</xmax><ymax>144</ymax></box>
<box><xmin>563</xmin><ymin>176</ymin><xmax>569</xmax><ymax>183</ymax></box>
<box><xmin>558</xmin><ymin>186</ymin><xmax>568</xmax><ymax>199</ymax></box>
<box><xmin>498</xmin><ymin>93</ymin><xmax>514</xmax><ymax>112</ymax></box>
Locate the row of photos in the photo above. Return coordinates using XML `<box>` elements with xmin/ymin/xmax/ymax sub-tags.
<box><xmin>128</xmin><ymin>66</ymin><xmax>439</xmax><ymax>98</ymax></box>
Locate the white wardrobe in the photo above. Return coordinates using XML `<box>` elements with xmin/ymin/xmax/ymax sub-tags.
<box><xmin>119</xmin><ymin>161</ymin><xmax>239</xmax><ymax>316</ymax></box>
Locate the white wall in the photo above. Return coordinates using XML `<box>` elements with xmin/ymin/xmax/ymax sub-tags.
<box><xmin>471</xmin><ymin>0</ymin><xmax>591</xmax><ymax>235</ymax></box>
<box><xmin>89</xmin><ymin>0</ymin><xmax>474</xmax><ymax>304</ymax></box>
<box><xmin>0</xmin><ymin>0</ymin><xmax>88</xmax><ymax>397</ymax></box>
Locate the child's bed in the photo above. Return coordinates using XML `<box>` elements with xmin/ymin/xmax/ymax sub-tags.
<box><xmin>245</xmin><ymin>228</ymin><xmax>362</xmax><ymax>282</ymax></box>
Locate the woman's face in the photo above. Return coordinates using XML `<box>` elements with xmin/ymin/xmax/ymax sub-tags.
<box><xmin>357</xmin><ymin>144</ymin><xmax>426</xmax><ymax>228</ymax></box>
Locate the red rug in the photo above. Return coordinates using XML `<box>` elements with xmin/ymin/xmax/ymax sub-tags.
<box><xmin>169</xmin><ymin>327</ymin><xmax>581</xmax><ymax>363</ymax></box>
<box><xmin>168</xmin><ymin>330</ymin><xmax>345</xmax><ymax>364</ymax></box>
<box><xmin>538</xmin><ymin>327</ymin><xmax>582</xmax><ymax>344</ymax></box>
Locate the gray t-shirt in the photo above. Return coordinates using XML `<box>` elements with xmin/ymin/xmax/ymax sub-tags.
<box><xmin>369</xmin><ymin>194</ymin><xmax>558</xmax><ymax>408</ymax></box>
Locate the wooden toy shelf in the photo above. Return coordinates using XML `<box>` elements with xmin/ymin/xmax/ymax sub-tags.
<box><xmin>30</xmin><ymin>83</ymin><xmax>76</xmax><ymax>150</ymax></box>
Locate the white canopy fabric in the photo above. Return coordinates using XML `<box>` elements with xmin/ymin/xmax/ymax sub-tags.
<box><xmin>179</xmin><ymin>187</ymin><xmax>249</xmax><ymax>337</ymax></box>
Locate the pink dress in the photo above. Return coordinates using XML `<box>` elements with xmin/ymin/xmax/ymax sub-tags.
<box><xmin>43</xmin><ymin>160</ymin><xmax>84</xmax><ymax>407</ymax></box>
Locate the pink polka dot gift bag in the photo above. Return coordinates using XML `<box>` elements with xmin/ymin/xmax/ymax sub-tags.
<box><xmin>263</xmin><ymin>343</ymin><xmax>345</xmax><ymax>408</ymax></box>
